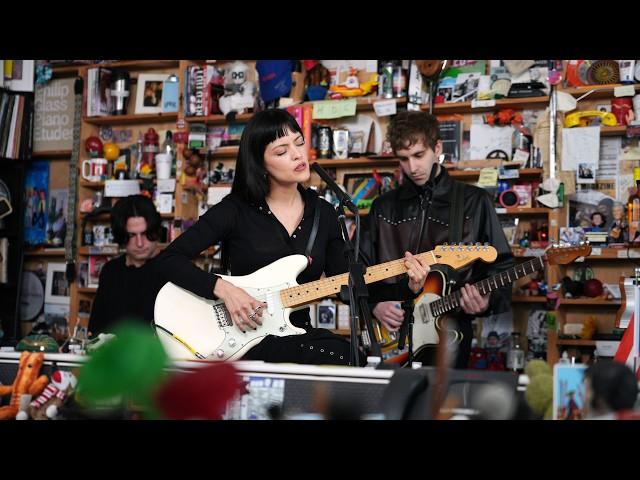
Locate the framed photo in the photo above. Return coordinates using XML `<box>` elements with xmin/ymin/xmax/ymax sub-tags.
<box><xmin>45</xmin><ymin>262</ymin><xmax>70</xmax><ymax>305</ymax></box>
<box><xmin>5</xmin><ymin>60</ymin><xmax>34</xmax><ymax>92</ymax></box>
<box><xmin>553</xmin><ymin>364</ymin><xmax>587</xmax><ymax>420</ymax></box>
<box><xmin>317</xmin><ymin>301</ymin><xmax>336</xmax><ymax>330</ymax></box>
<box><xmin>134</xmin><ymin>73</ymin><xmax>169</xmax><ymax>114</ymax></box>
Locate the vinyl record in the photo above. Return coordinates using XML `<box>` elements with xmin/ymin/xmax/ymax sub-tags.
<box><xmin>20</xmin><ymin>271</ymin><xmax>45</xmax><ymax>322</ymax></box>
<box><xmin>587</xmin><ymin>60</ymin><xmax>620</xmax><ymax>85</ymax></box>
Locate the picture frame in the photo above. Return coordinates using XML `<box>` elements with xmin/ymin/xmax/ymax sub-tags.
<box><xmin>134</xmin><ymin>73</ymin><xmax>169</xmax><ymax>114</ymax></box>
<box><xmin>553</xmin><ymin>364</ymin><xmax>587</xmax><ymax>420</ymax></box>
<box><xmin>317</xmin><ymin>301</ymin><xmax>336</xmax><ymax>330</ymax></box>
<box><xmin>5</xmin><ymin>60</ymin><xmax>34</xmax><ymax>92</ymax></box>
<box><xmin>45</xmin><ymin>262</ymin><xmax>70</xmax><ymax>305</ymax></box>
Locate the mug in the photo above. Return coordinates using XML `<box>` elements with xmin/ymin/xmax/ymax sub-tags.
<box><xmin>155</xmin><ymin>153</ymin><xmax>172</xmax><ymax>180</ymax></box>
<box><xmin>81</xmin><ymin>158</ymin><xmax>108</xmax><ymax>182</ymax></box>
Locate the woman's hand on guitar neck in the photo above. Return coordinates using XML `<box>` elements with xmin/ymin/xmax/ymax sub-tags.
<box><xmin>459</xmin><ymin>283</ymin><xmax>489</xmax><ymax>316</ymax></box>
<box><xmin>373</xmin><ymin>301</ymin><xmax>405</xmax><ymax>332</ymax></box>
<box><xmin>404</xmin><ymin>251</ymin><xmax>430</xmax><ymax>294</ymax></box>
<box><xmin>213</xmin><ymin>278</ymin><xmax>267</xmax><ymax>332</ymax></box>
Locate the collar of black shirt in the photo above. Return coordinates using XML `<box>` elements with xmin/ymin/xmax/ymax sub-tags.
<box><xmin>250</xmin><ymin>183</ymin><xmax>317</xmax><ymax>219</ymax></box>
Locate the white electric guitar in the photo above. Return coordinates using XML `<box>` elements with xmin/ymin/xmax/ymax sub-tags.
<box><xmin>412</xmin><ymin>243</ymin><xmax>592</xmax><ymax>356</ymax></box>
<box><xmin>154</xmin><ymin>244</ymin><xmax>498</xmax><ymax>361</ymax></box>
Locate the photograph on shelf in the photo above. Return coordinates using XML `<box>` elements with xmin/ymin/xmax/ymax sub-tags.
<box><xmin>577</xmin><ymin>162</ymin><xmax>596</xmax><ymax>185</ymax></box>
<box><xmin>568</xmin><ymin>190</ymin><xmax>615</xmax><ymax>230</ymax></box>
<box><xmin>3</xmin><ymin>60</ymin><xmax>34</xmax><ymax>92</ymax></box>
<box><xmin>134</xmin><ymin>74</ymin><xmax>168</xmax><ymax>114</ymax></box>
<box><xmin>44</xmin><ymin>302</ymin><xmax>69</xmax><ymax>334</ymax></box>
<box><xmin>45</xmin><ymin>262</ymin><xmax>70</xmax><ymax>305</ymax></box>
<box><xmin>317</xmin><ymin>301</ymin><xmax>336</xmax><ymax>330</ymax></box>
<box><xmin>559</xmin><ymin>227</ymin><xmax>586</xmax><ymax>245</ymax></box>
<box><xmin>553</xmin><ymin>364</ymin><xmax>587</xmax><ymax>420</ymax></box>
<box><xmin>343</xmin><ymin>171</ymin><xmax>396</xmax><ymax>209</ymax></box>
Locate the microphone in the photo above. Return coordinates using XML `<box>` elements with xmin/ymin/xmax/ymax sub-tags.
<box><xmin>311</xmin><ymin>162</ymin><xmax>358</xmax><ymax>213</ymax></box>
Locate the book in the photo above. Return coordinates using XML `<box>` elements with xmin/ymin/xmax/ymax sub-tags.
<box><xmin>88</xmin><ymin>256</ymin><xmax>109</xmax><ymax>288</ymax></box>
<box><xmin>439</xmin><ymin>119</ymin><xmax>463</xmax><ymax>164</ymax></box>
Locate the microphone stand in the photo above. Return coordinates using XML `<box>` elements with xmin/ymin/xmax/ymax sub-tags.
<box><xmin>312</xmin><ymin>162</ymin><xmax>381</xmax><ymax>366</ymax></box>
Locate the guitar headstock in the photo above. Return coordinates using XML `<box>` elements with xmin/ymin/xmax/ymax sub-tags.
<box><xmin>432</xmin><ymin>243</ymin><xmax>498</xmax><ymax>270</ymax></box>
<box><xmin>545</xmin><ymin>243</ymin><xmax>592</xmax><ymax>265</ymax></box>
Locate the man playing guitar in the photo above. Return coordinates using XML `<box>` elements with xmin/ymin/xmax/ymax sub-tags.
<box><xmin>361</xmin><ymin>111</ymin><xmax>515</xmax><ymax>368</ymax></box>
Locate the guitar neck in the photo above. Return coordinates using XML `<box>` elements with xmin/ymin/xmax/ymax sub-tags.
<box><xmin>430</xmin><ymin>256</ymin><xmax>545</xmax><ymax>318</ymax></box>
<box><xmin>280</xmin><ymin>250</ymin><xmax>439</xmax><ymax>308</ymax></box>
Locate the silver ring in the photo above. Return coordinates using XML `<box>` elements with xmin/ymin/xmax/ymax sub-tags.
<box><xmin>255</xmin><ymin>306</ymin><xmax>262</xmax><ymax>312</ymax></box>
<box><xmin>249</xmin><ymin>313</ymin><xmax>256</xmax><ymax>320</ymax></box>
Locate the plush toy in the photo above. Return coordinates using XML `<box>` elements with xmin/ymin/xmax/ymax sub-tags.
<box><xmin>524</xmin><ymin>359</ymin><xmax>553</xmax><ymax>420</ymax></box>
<box><xmin>28</xmin><ymin>369</ymin><xmax>77</xmax><ymax>420</ymax></box>
<box><xmin>219</xmin><ymin>61</ymin><xmax>257</xmax><ymax>116</ymax></box>
<box><xmin>0</xmin><ymin>352</ymin><xmax>49</xmax><ymax>420</ymax></box>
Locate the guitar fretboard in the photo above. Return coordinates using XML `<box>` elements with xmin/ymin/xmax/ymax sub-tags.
<box><xmin>279</xmin><ymin>250</ymin><xmax>438</xmax><ymax>308</ymax></box>
<box><xmin>430</xmin><ymin>256</ymin><xmax>545</xmax><ymax>318</ymax></box>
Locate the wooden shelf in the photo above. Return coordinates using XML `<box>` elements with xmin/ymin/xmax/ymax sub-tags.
<box><xmin>314</xmin><ymin>157</ymin><xmax>399</xmax><ymax>168</ymax></box>
<box><xmin>496</xmin><ymin>207</ymin><xmax>550</xmax><ymax>215</ymax></box>
<box><xmin>31</xmin><ymin>150</ymin><xmax>72</xmax><ymax>159</ymax></box>
<box><xmin>560</xmin><ymin>84</ymin><xmax>640</xmax><ymax>99</ymax></box>
<box><xmin>429</xmin><ymin>96</ymin><xmax>549</xmax><ymax>114</ymax></box>
<box><xmin>559</xmin><ymin>298</ymin><xmax>621</xmax><ymax>306</ymax></box>
<box><xmin>24</xmin><ymin>248</ymin><xmax>65</xmax><ymax>257</ymax></box>
<box><xmin>83</xmin><ymin>112</ymin><xmax>178</xmax><ymax>126</ymax></box>
<box><xmin>185</xmin><ymin>113</ymin><xmax>254</xmax><ymax>125</ymax></box>
<box><xmin>578</xmin><ymin>247</ymin><xmax>640</xmax><ymax>260</ymax></box>
<box><xmin>209</xmin><ymin>146</ymin><xmax>240</xmax><ymax>158</ymax></box>
<box><xmin>80</xmin><ymin>211</ymin><xmax>174</xmax><ymax>219</ymax></box>
<box><xmin>450</xmin><ymin>167</ymin><xmax>543</xmax><ymax>180</ymax></box>
<box><xmin>512</xmin><ymin>295</ymin><xmax>547</xmax><ymax>303</ymax></box>
<box><xmin>556</xmin><ymin>339</ymin><xmax>597</xmax><ymax>346</ymax></box>
<box><xmin>77</xmin><ymin>287</ymin><xmax>97</xmax><ymax>294</ymax></box>
<box><xmin>600</xmin><ymin>125</ymin><xmax>628</xmax><ymax>136</ymax></box>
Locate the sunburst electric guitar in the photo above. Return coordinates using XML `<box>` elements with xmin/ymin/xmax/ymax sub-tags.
<box><xmin>411</xmin><ymin>243</ymin><xmax>592</xmax><ymax>357</ymax></box>
<box><xmin>154</xmin><ymin>244</ymin><xmax>498</xmax><ymax>361</ymax></box>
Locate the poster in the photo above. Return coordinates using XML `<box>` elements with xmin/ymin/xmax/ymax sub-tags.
<box><xmin>553</xmin><ymin>364</ymin><xmax>587</xmax><ymax>420</ymax></box>
<box><xmin>24</xmin><ymin>161</ymin><xmax>49</xmax><ymax>245</ymax></box>
<box><xmin>33</xmin><ymin>77</ymin><xmax>75</xmax><ymax>152</ymax></box>
<box><xmin>46</xmin><ymin>188</ymin><xmax>67</xmax><ymax>247</ymax></box>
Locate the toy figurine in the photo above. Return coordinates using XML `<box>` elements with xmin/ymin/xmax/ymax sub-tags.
<box><xmin>608</xmin><ymin>201</ymin><xmax>628</xmax><ymax>243</ymax></box>
<box><xmin>219</xmin><ymin>61</ymin><xmax>257</xmax><ymax>117</ymax></box>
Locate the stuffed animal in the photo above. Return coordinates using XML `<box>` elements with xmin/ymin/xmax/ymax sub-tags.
<box><xmin>219</xmin><ymin>61</ymin><xmax>257</xmax><ymax>116</ymax></box>
<box><xmin>0</xmin><ymin>351</ymin><xmax>49</xmax><ymax>420</ymax></box>
<box><xmin>28</xmin><ymin>369</ymin><xmax>77</xmax><ymax>420</ymax></box>
<box><xmin>524</xmin><ymin>359</ymin><xmax>553</xmax><ymax>420</ymax></box>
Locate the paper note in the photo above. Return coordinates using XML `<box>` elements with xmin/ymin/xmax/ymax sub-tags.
<box><xmin>598</xmin><ymin>137</ymin><xmax>621</xmax><ymax>180</ymax></box>
<box><xmin>373</xmin><ymin>99</ymin><xmax>397</xmax><ymax>117</ymax></box>
<box><xmin>470</xmin><ymin>124</ymin><xmax>514</xmax><ymax>160</ymax></box>
<box><xmin>104</xmin><ymin>180</ymin><xmax>140</xmax><ymax>197</ymax></box>
<box><xmin>471</xmin><ymin>99</ymin><xmax>496</xmax><ymax>109</ymax></box>
<box><xmin>156</xmin><ymin>179</ymin><xmax>176</xmax><ymax>193</ymax></box>
<box><xmin>478</xmin><ymin>168</ymin><xmax>499</xmax><ymax>187</ymax></box>
<box><xmin>561</xmin><ymin>127</ymin><xmax>600</xmax><ymax>171</ymax></box>
<box><xmin>614</xmin><ymin>85</ymin><xmax>636</xmax><ymax>97</ymax></box>
<box><xmin>312</xmin><ymin>99</ymin><xmax>357</xmax><ymax>119</ymax></box>
<box><xmin>207</xmin><ymin>186</ymin><xmax>231</xmax><ymax>206</ymax></box>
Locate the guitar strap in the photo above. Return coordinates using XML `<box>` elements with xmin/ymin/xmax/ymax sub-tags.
<box><xmin>448</xmin><ymin>181</ymin><xmax>465</xmax><ymax>244</ymax></box>
<box><xmin>65</xmin><ymin>76</ymin><xmax>83</xmax><ymax>283</ymax></box>
<box><xmin>304</xmin><ymin>197</ymin><xmax>322</xmax><ymax>264</ymax></box>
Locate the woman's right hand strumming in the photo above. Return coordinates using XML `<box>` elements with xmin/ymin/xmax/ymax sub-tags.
<box><xmin>214</xmin><ymin>278</ymin><xmax>266</xmax><ymax>332</ymax></box>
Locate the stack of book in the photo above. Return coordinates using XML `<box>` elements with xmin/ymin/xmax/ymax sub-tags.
<box><xmin>0</xmin><ymin>89</ymin><xmax>33</xmax><ymax>159</ymax></box>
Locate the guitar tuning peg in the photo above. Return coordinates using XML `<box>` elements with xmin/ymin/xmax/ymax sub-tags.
<box><xmin>443</xmin><ymin>242</ymin><xmax>448</xmax><ymax>246</ymax></box>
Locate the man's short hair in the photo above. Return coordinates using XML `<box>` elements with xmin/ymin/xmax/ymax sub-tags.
<box><xmin>386</xmin><ymin>110</ymin><xmax>441</xmax><ymax>153</ymax></box>
<box><xmin>111</xmin><ymin>194</ymin><xmax>161</xmax><ymax>245</ymax></box>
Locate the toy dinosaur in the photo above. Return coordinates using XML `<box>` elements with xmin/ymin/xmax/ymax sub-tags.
<box><xmin>0</xmin><ymin>352</ymin><xmax>49</xmax><ymax>420</ymax></box>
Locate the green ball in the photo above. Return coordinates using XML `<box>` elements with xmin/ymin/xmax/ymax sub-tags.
<box><xmin>525</xmin><ymin>359</ymin><xmax>551</xmax><ymax>378</ymax></box>
<box><xmin>525</xmin><ymin>373</ymin><xmax>553</xmax><ymax>416</ymax></box>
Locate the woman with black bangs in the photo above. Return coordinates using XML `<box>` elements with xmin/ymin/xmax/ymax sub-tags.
<box><xmin>157</xmin><ymin>109</ymin><xmax>428</xmax><ymax>365</ymax></box>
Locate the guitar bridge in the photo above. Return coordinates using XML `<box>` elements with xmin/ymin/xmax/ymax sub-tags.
<box><xmin>213</xmin><ymin>304</ymin><xmax>233</xmax><ymax>328</ymax></box>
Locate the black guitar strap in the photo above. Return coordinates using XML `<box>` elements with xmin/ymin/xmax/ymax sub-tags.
<box><xmin>448</xmin><ymin>181</ymin><xmax>465</xmax><ymax>244</ymax></box>
<box><xmin>304</xmin><ymin>197</ymin><xmax>322</xmax><ymax>264</ymax></box>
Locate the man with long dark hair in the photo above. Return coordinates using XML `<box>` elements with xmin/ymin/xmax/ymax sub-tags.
<box><xmin>89</xmin><ymin>194</ymin><xmax>162</xmax><ymax>335</ymax></box>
